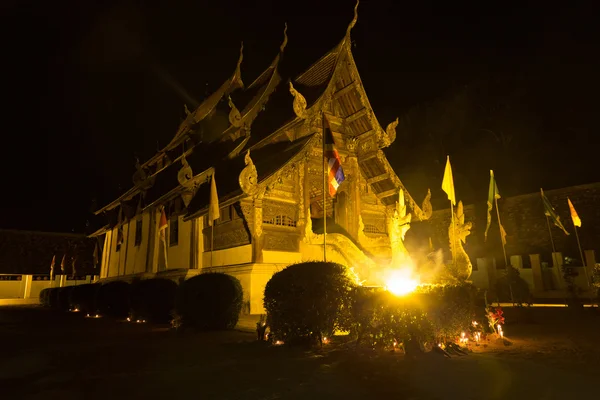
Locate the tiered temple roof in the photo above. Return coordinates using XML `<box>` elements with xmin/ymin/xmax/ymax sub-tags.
<box><xmin>93</xmin><ymin>1</ymin><xmax>430</xmax><ymax>230</ymax></box>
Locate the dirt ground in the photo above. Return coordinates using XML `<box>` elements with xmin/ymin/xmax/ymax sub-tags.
<box><xmin>1</xmin><ymin>306</ymin><xmax>598</xmax><ymax>399</ymax></box>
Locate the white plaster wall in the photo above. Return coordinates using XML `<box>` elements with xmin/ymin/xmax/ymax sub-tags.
<box><xmin>262</xmin><ymin>250</ymin><xmax>302</xmax><ymax>265</ymax></box>
<box><xmin>121</xmin><ymin>213</ymin><xmax>151</xmax><ymax>275</ymax></box>
<box><xmin>0</xmin><ymin>280</ymin><xmax>24</xmax><ymax>298</ymax></box>
<box><xmin>165</xmin><ymin>216</ymin><xmax>192</xmax><ymax>270</ymax></box>
<box><xmin>202</xmin><ymin>244</ymin><xmax>253</xmax><ymax>268</ymax></box>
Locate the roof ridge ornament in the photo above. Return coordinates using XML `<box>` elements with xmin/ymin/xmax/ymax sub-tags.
<box><xmin>379</xmin><ymin>117</ymin><xmax>398</xmax><ymax>148</ymax></box>
<box><xmin>228</xmin><ymin>95</ymin><xmax>242</xmax><ymax>127</ymax></box>
<box><xmin>345</xmin><ymin>0</ymin><xmax>359</xmax><ymax>38</ymax></box>
<box><xmin>177</xmin><ymin>154</ymin><xmax>193</xmax><ymax>187</ymax></box>
<box><xmin>239</xmin><ymin>150</ymin><xmax>259</xmax><ymax>196</ymax></box>
<box><xmin>233</xmin><ymin>42</ymin><xmax>244</xmax><ymax>89</ymax></box>
<box><xmin>280</xmin><ymin>23</ymin><xmax>288</xmax><ymax>53</ymax></box>
<box><xmin>289</xmin><ymin>82</ymin><xmax>307</xmax><ymax>119</ymax></box>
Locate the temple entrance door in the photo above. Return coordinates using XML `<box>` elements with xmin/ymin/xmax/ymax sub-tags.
<box><xmin>335</xmin><ymin>191</ymin><xmax>349</xmax><ymax>233</ymax></box>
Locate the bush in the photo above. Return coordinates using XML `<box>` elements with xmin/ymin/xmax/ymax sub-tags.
<box><xmin>495</xmin><ymin>266</ymin><xmax>532</xmax><ymax>306</ymax></box>
<box><xmin>70</xmin><ymin>284</ymin><xmax>100</xmax><ymax>314</ymax></box>
<box><xmin>176</xmin><ymin>273</ymin><xmax>243</xmax><ymax>330</ymax></box>
<box><xmin>39</xmin><ymin>288</ymin><xmax>51</xmax><ymax>307</ymax></box>
<box><xmin>48</xmin><ymin>287</ymin><xmax>60</xmax><ymax>309</ymax></box>
<box><xmin>353</xmin><ymin>282</ymin><xmax>477</xmax><ymax>349</ymax></box>
<box><xmin>96</xmin><ymin>281</ymin><xmax>131</xmax><ymax>318</ymax></box>
<box><xmin>130</xmin><ymin>278</ymin><xmax>178</xmax><ymax>323</ymax></box>
<box><xmin>264</xmin><ymin>261</ymin><xmax>356</xmax><ymax>344</ymax></box>
<box><xmin>57</xmin><ymin>286</ymin><xmax>75</xmax><ymax>311</ymax></box>
<box><xmin>353</xmin><ymin>287</ymin><xmax>434</xmax><ymax>350</ymax></box>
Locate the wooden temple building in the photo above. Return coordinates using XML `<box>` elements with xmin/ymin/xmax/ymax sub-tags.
<box><xmin>91</xmin><ymin>4</ymin><xmax>431</xmax><ymax>314</ymax></box>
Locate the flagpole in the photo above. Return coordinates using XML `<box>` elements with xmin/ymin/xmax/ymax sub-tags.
<box><xmin>495</xmin><ymin>196</ymin><xmax>514</xmax><ymax>303</ymax></box>
<box><xmin>494</xmin><ymin>197</ymin><xmax>508</xmax><ymax>267</ymax></box>
<box><xmin>211</xmin><ymin>224</ymin><xmax>215</xmax><ymax>267</ymax></box>
<box><xmin>545</xmin><ymin>216</ymin><xmax>556</xmax><ymax>253</ymax></box>
<box><xmin>322</xmin><ymin>112</ymin><xmax>327</xmax><ymax>263</ymax></box>
<box><xmin>450</xmin><ymin>201</ymin><xmax>455</xmax><ymax>266</ymax></box>
<box><xmin>573</xmin><ymin>224</ymin><xmax>592</xmax><ymax>303</ymax></box>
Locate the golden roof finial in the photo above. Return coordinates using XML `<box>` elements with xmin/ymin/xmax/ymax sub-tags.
<box><xmin>228</xmin><ymin>95</ymin><xmax>242</xmax><ymax>127</ymax></box>
<box><xmin>346</xmin><ymin>0</ymin><xmax>360</xmax><ymax>37</ymax></box>
<box><xmin>289</xmin><ymin>82</ymin><xmax>307</xmax><ymax>119</ymax></box>
<box><xmin>280</xmin><ymin>23</ymin><xmax>288</xmax><ymax>53</ymax></box>
<box><xmin>233</xmin><ymin>42</ymin><xmax>244</xmax><ymax>88</ymax></box>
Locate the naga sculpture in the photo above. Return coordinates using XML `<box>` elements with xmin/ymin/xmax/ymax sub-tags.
<box><xmin>447</xmin><ymin>201</ymin><xmax>473</xmax><ymax>280</ymax></box>
<box><xmin>387</xmin><ymin>189</ymin><xmax>413</xmax><ymax>266</ymax></box>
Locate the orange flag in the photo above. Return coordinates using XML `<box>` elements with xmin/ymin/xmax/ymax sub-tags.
<box><xmin>567</xmin><ymin>197</ymin><xmax>581</xmax><ymax>227</ymax></box>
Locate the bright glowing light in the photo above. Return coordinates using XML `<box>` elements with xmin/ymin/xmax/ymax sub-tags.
<box><xmin>126</xmin><ymin>317</ymin><xmax>131</xmax><ymax>322</ymax></box>
<box><xmin>322</xmin><ymin>337</ymin><xmax>329</xmax><ymax>344</ymax></box>
<box><xmin>73</xmin><ymin>308</ymin><xmax>80</xmax><ymax>312</ymax></box>
<box><xmin>385</xmin><ymin>268</ymin><xmax>419</xmax><ymax>296</ymax></box>
<box><xmin>497</xmin><ymin>324</ymin><xmax>504</xmax><ymax>338</ymax></box>
<box><xmin>274</xmin><ymin>340</ymin><xmax>284</xmax><ymax>345</ymax></box>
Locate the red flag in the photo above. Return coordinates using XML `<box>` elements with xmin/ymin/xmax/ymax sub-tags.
<box><xmin>60</xmin><ymin>254</ymin><xmax>66</xmax><ymax>273</ymax></box>
<box><xmin>323</xmin><ymin>115</ymin><xmax>345</xmax><ymax>197</ymax></box>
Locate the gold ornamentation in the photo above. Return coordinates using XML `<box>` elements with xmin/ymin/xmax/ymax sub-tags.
<box><xmin>239</xmin><ymin>150</ymin><xmax>258</xmax><ymax>196</ymax></box>
<box><xmin>387</xmin><ymin>189</ymin><xmax>412</xmax><ymax>266</ymax></box>
<box><xmin>346</xmin><ymin>137</ymin><xmax>358</xmax><ymax>152</ymax></box>
<box><xmin>228</xmin><ymin>96</ymin><xmax>242</xmax><ymax>127</ymax></box>
<box><xmin>233</xmin><ymin>42</ymin><xmax>244</xmax><ymax>89</ymax></box>
<box><xmin>345</xmin><ymin>0</ymin><xmax>360</xmax><ymax>38</ymax></box>
<box><xmin>378</xmin><ymin>117</ymin><xmax>398</xmax><ymax>148</ymax></box>
<box><xmin>263</xmin><ymin>233</ymin><xmax>299</xmax><ymax>252</ymax></box>
<box><xmin>448</xmin><ymin>201</ymin><xmax>473</xmax><ymax>280</ymax></box>
<box><xmin>177</xmin><ymin>155</ymin><xmax>193</xmax><ymax>187</ymax></box>
<box><xmin>280</xmin><ymin>23</ymin><xmax>288</xmax><ymax>53</ymax></box>
<box><xmin>289</xmin><ymin>82</ymin><xmax>307</xmax><ymax>119</ymax></box>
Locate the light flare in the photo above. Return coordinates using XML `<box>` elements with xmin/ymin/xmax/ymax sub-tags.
<box><xmin>385</xmin><ymin>268</ymin><xmax>419</xmax><ymax>296</ymax></box>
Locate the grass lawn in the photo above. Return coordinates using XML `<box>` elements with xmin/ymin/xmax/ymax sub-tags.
<box><xmin>1</xmin><ymin>306</ymin><xmax>599</xmax><ymax>399</ymax></box>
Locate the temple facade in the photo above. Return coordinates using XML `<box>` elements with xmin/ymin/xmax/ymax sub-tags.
<box><xmin>91</xmin><ymin>5</ymin><xmax>431</xmax><ymax>314</ymax></box>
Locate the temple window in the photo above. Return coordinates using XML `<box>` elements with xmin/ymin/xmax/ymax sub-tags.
<box><xmin>263</xmin><ymin>215</ymin><xmax>297</xmax><ymax>227</ymax></box>
<box><xmin>169</xmin><ymin>217</ymin><xmax>179</xmax><ymax>246</ymax></box>
<box><xmin>363</xmin><ymin>224</ymin><xmax>384</xmax><ymax>234</ymax></box>
<box><xmin>134</xmin><ymin>219</ymin><xmax>143</xmax><ymax>246</ymax></box>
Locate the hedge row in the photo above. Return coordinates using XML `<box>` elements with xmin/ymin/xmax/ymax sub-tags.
<box><xmin>38</xmin><ymin>273</ymin><xmax>243</xmax><ymax>329</ymax></box>
<box><xmin>264</xmin><ymin>261</ymin><xmax>479</xmax><ymax>347</ymax></box>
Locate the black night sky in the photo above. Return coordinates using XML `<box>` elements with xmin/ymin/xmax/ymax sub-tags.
<box><xmin>2</xmin><ymin>0</ymin><xmax>599</xmax><ymax>233</ymax></box>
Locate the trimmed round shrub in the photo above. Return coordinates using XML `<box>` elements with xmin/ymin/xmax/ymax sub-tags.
<box><xmin>39</xmin><ymin>288</ymin><xmax>51</xmax><ymax>307</ymax></box>
<box><xmin>48</xmin><ymin>287</ymin><xmax>60</xmax><ymax>309</ymax></box>
<box><xmin>130</xmin><ymin>278</ymin><xmax>178</xmax><ymax>323</ymax></box>
<box><xmin>352</xmin><ymin>282</ymin><xmax>477</xmax><ymax>349</ymax></box>
<box><xmin>264</xmin><ymin>261</ymin><xmax>356</xmax><ymax>344</ymax></box>
<box><xmin>96</xmin><ymin>281</ymin><xmax>131</xmax><ymax>318</ymax></box>
<box><xmin>57</xmin><ymin>286</ymin><xmax>75</xmax><ymax>311</ymax></box>
<box><xmin>176</xmin><ymin>273</ymin><xmax>243</xmax><ymax>330</ymax></box>
<box><xmin>495</xmin><ymin>266</ymin><xmax>532</xmax><ymax>305</ymax></box>
<box><xmin>69</xmin><ymin>284</ymin><xmax>100</xmax><ymax>314</ymax></box>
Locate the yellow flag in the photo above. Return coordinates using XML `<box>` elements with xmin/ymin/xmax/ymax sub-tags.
<box><xmin>208</xmin><ymin>173</ymin><xmax>220</xmax><ymax>226</ymax></box>
<box><xmin>567</xmin><ymin>197</ymin><xmax>581</xmax><ymax>227</ymax></box>
<box><xmin>441</xmin><ymin>155</ymin><xmax>456</xmax><ymax>206</ymax></box>
<box><xmin>499</xmin><ymin>223</ymin><xmax>507</xmax><ymax>246</ymax></box>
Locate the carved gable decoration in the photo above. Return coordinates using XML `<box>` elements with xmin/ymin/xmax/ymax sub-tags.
<box><xmin>262</xmin><ymin>200</ymin><xmax>297</xmax><ymax>225</ymax></box>
<box><xmin>289</xmin><ymin>82</ymin><xmax>307</xmax><ymax>119</ymax></box>
<box><xmin>177</xmin><ymin>155</ymin><xmax>193</xmax><ymax>187</ymax></box>
<box><xmin>378</xmin><ymin>118</ymin><xmax>398</xmax><ymax>148</ymax></box>
<box><xmin>239</xmin><ymin>151</ymin><xmax>258</xmax><ymax>196</ymax></box>
<box><xmin>228</xmin><ymin>96</ymin><xmax>242</xmax><ymax>127</ymax></box>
